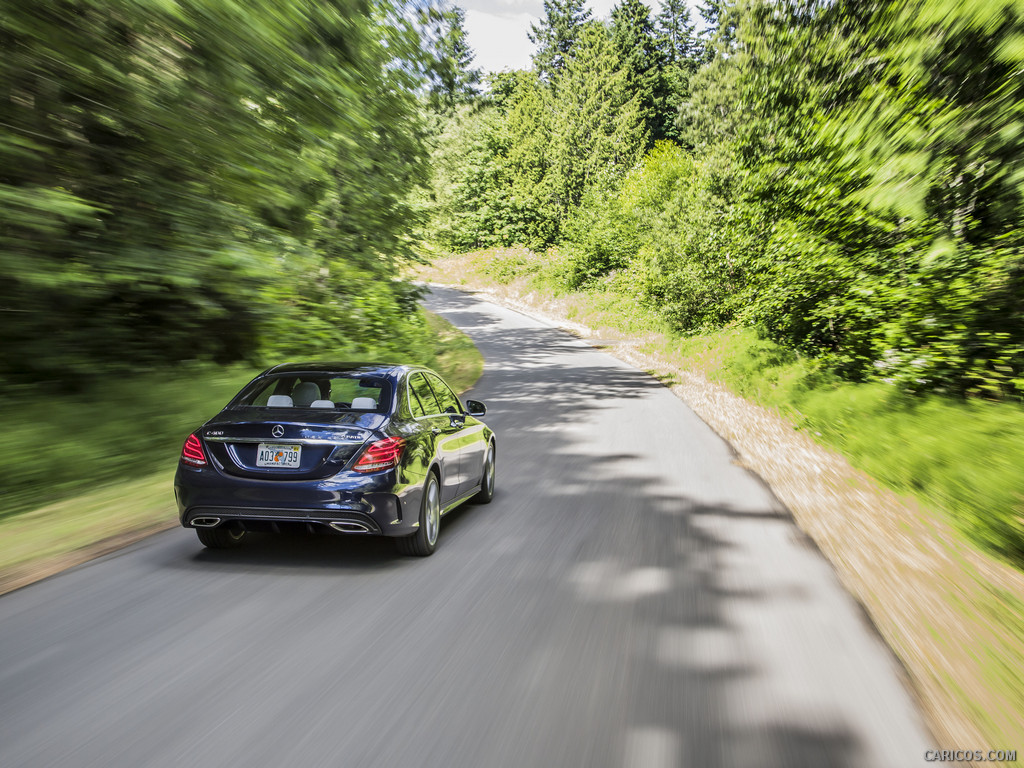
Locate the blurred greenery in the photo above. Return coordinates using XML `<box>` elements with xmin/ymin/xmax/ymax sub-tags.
<box><xmin>0</xmin><ymin>0</ymin><xmax>435</xmax><ymax>386</ymax></box>
<box><xmin>0</xmin><ymin>363</ymin><xmax>256</xmax><ymax>519</ymax></box>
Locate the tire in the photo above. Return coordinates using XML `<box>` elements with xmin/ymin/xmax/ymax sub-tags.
<box><xmin>196</xmin><ymin>525</ymin><xmax>246</xmax><ymax>549</ymax></box>
<box><xmin>396</xmin><ymin>471</ymin><xmax>441</xmax><ymax>557</ymax></box>
<box><xmin>472</xmin><ymin>441</ymin><xmax>496</xmax><ymax>504</ymax></box>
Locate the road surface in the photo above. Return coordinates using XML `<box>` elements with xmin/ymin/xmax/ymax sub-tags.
<box><xmin>0</xmin><ymin>287</ymin><xmax>931</xmax><ymax>767</ymax></box>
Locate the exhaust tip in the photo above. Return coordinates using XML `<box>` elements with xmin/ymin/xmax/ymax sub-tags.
<box><xmin>330</xmin><ymin>521</ymin><xmax>370</xmax><ymax>534</ymax></box>
<box><xmin>191</xmin><ymin>517</ymin><xmax>222</xmax><ymax>528</ymax></box>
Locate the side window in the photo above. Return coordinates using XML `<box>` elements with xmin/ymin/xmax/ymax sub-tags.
<box><xmin>409</xmin><ymin>372</ymin><xmax>440</xmax><ymax>416</ymax></box>
<box><xmin>426</xmin><ymin>374</ymin><xmax>462</xmax><ymax>415</ymax></box>
<box><xmin>407</xmin><ymin>378</ymin><xmax>426</xmax><ymax>418</ymax></box>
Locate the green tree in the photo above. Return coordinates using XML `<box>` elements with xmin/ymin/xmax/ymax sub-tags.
<box><xmin>419</xmin><ymin>4</ymin><xmax>482</xmax><ymax>113</ymax></box>
<box><xmin>502</xmin><ymin>72</ymin><xmax>562</xmax><ymax>246</ymax></box>
<box><xmin>656</xmin><ymin>0</ymin><xmax>699</xmax><ymax>64</ymax></box>
<box><xmin>553</xmin><ymin>22</ymin><xmax>648</xmax><ymax>270</ymax></box>
<box><xmin>611</xmin><ymin>0</ymin><xmax>660</xmax><ymax>146</ymax></box>
<box><xmin>696</xmin><ymin>0</ymin><xmax>737</xmax><ymax>60</ymax></box>
<box><xmin>551</xmin><ymin>23</ymin><xmax>646</xmax><ymax>210</ymax></box>
<box><xmin>528</xmin><ymin>0</ymin><xmax>593</xmax><ymax>81</ymax></box>
<box><xmin>653</xmin><ymin>0</ymin><xmax>700</xmax><ymax>143</ymax></box>
<box><xmin>428</xmin><ymin>71</ymin><xmax>560</xmax><ymax>250</ymax></box>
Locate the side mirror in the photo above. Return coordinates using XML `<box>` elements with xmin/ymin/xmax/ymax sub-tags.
<box><xmin>465</xmin><ymin>399</ymin><xmax>486</xmax><ymax>417</ymax></box>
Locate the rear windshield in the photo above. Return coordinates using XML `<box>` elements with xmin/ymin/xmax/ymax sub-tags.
<box><xmin>230</xmin><ymin>373</ymin><xmax>391</xmax><ymax>412</ymax></box>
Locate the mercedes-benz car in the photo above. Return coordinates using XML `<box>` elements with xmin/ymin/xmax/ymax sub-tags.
<box><xmin>174</xmin><ymin>362</ymin><xmax>496</xmax><ymax>556</ymax></box>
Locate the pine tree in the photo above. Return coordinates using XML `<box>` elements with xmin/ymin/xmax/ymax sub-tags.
<box><xmin>697</xmin><ymin>0</ymin><xmax>722</xmax><ymax>28</ymax></box>
<box><xmin>550</xmin><ymin>23</ymin><xmax>647</xmax><ymax>211</ymax></box>
<box><xmin>611</xmin><ymin>0</ymin><xmax>660</xmax><ymax>147</ymax></box>
<box><xmin>656</xmin><ymin>0</ymin><xmax>698</xmax><ymax>65</ymax></box>
<box><xmin>421</xmin><ymin>4</ymin><xmax>482</xmax><ymax>113</ymax></box>
<box><xmin>654</xmin><ymin>0</ymin><xmax>701</xmax><ymax>144</ymax></box>
<box><xmin>528</xmin><ymin>0</ymin><xmax>593</xmax><ymax>81</ymax></box>
<box><xmin>696</xmin><ymin>0</ymin><xmax>736</xmax><ymax>60</ymax></box>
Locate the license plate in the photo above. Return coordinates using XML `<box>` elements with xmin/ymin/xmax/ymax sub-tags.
<box><xmin>256</xmin><ymin>443</ymin><xmax>301</xmax><ymax>468</ymax></box>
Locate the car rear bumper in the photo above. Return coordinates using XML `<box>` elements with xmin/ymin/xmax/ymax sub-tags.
<box><xmin>175</xmin><ymin>465</ymin><xmax>423</xmax><ymax>537</ymax></box>
<box><xmin>182</xmin><ymin>505</ymin><xmax>389</xmax><ymax>535</ymax></box>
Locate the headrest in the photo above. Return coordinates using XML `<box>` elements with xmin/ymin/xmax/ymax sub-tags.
<box><xmin>351</xmin><ymin>397</ymin><xmax>377</xmax><ymax>410</ymax></box>
<box><xmin>267</xmin><ymin>395</ymin><xmax>293</xmax><ymax>407</ymax></box>
<box><xmin>292</xmin><ymin>381</ymin><xmax>321</xmax><ymax>407</ymax></box>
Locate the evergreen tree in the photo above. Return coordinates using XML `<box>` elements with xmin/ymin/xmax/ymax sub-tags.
<box><xmin>654</xmin><ymin>0</ymin><xmax>703</xmax><ymax>144</ymax></box>
<box><xmin>528</xmin><ymin>0</ymin><xmax>593</xmax><ymax>81</ymax></box>
<box><xmin>697</xmin><ymin>0</ymin><xmax>722</xmax><ymax>28</ymax></box>
<box><xmin>420</xmin><ymin>4</ymin><xmax>482</xmax><ymax>113</ymax></box>
<box><xmin>549</xmin><ymin>23</ymin><xmax>646</xmax><ymax>213</ymax></box>
<box><xmin>611</xmin><ymin>0</ymin><xmax>660</xmax><ymax>147</ymax></box>
<box><xmin>696</xmin><ymin>0</ymin><xmax>736</xmax><ymax>60</ymax></box>
<box><xmin>656</xmin><ymin>0</ymin><xmax>698</xmax><ymax>64</ymax></box>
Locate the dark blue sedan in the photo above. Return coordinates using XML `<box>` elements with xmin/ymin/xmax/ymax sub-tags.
<box><xmin>174</xmin><ymin>363</ymin><xmax>496</xmax><ymax>556</ymax></box>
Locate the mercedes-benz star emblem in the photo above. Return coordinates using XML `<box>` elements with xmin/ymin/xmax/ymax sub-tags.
<box><xmin>271</xmin><ymin>425</ymin><xmax>285</xmax><ymax>438</ymax></box>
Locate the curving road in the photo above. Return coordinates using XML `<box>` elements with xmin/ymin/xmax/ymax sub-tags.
<box><xmin>0</xmin><ymin>287</ymin><xmax>930</xmax><ymax>768</ymax></box>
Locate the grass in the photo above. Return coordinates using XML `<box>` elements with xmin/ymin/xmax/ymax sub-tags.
<box><xmin>0</xmin><ymin>472</ymin><xmax>177</xmax><ymax>594</ymax></box>
<box><xmin>417</xmin><ymin>246</ymin><xmax>1024</xmax><ymax>752</ymax></box>
<box><xmin>0</xmin><ymin>364</ymin><xmax>259</xmax><ymax>521</ymax></box>
<box><xmin>0</xmin><ymin>308</ymin><xmax>484</xmax><ymax>595</ymax></box>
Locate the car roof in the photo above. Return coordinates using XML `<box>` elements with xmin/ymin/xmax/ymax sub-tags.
<box><xmin>262</xmin><ymin>362</ymin><xmax>413</xmax><ymax>378</ymax></box>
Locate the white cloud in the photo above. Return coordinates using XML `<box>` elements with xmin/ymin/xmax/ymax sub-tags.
<box><xmin>464</xmin><ymin>9</ymin><xmax>537</xmax><ymax>73</ymax></box>
<box><xmin>463</xmin><ymin>0</ymin><xmax>625</xmax><ymax>76</ymax></box>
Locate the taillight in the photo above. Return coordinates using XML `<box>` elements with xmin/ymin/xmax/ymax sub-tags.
<box><xmin>353</xmin><ymin>436</ymin><xmax>405</xmax><ymax>473</ymax></box>
<box><xmin>181</xmin><ymin>433</ymin><xmax>207</xmax><ymax>467</ymax></box>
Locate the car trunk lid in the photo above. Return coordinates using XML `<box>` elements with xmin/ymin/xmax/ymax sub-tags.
<box><xmin>200</xmin><ymin>411</ymin><xmax>384</xmax><ymax>480</ymax></box>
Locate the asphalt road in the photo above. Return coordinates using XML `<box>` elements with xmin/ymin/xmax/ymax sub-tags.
<box><xmin>0</xmin><ymin>287</ymin><xmax>931</xmax><ymax>768</ymax></box>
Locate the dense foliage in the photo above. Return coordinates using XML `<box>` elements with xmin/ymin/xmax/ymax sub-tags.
<box><xmin>0</xmin><ymin>0</ymin><xmax>438</xmax><ymax>387</ymax></box>
<box><xmin>421</xmin><ymin>0</ymin><xmax>1024</xmax><ymax>558</ymax></box>
<box><xmin>428</xmin><ymin>0</ymin><xmax>1024</xmax><ymax>403</ymax></box>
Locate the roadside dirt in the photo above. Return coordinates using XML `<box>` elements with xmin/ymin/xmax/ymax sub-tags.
<box><xmin>433</xmin><ymin>279</ymin><xmax>1024</xmax><ymax>759</ymax></box>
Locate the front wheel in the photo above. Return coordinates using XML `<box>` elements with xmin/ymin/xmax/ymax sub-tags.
<box><xmin>396</xmin><ymin>472</ymin><xmax>440</xmax><ymax>557</ymax></box>
<box><xmin>196</xmin><ymin>525</ymin><xmax>245</xmax><ymax>549</ymax></box>
<box><xmin>473</xmin><ymin>442</ymin><xmax>496</xmax><ymax>504</ymax></box>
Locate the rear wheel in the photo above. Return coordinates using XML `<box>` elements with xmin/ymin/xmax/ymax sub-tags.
<box><xmin>396</xmin><ymin>472</ymin><xmax>440</xmax><ymax>557</ymax></box>
<box><xmin>196</xmin><ymin>525</ymin><xmax>246</xmax><ymax>549</ymax></box>
<box><xmin>473</xmin><ymin>442</ymin><xmax>496</xmax><ymax>504</ymax></box>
